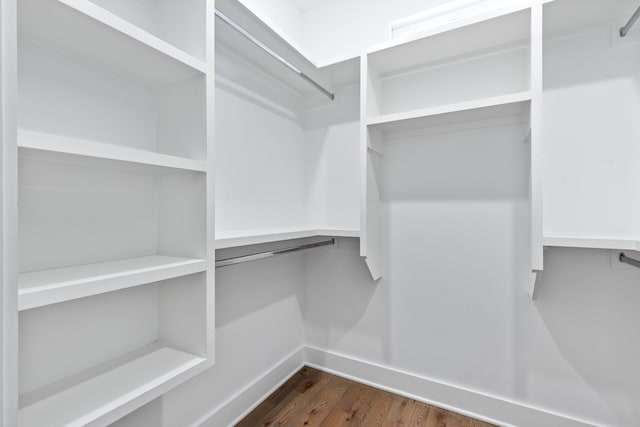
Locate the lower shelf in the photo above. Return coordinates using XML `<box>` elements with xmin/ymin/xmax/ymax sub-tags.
<box><xmin>19</xmin><ymin>255</ymin><xmax>208</xmax><ymax>311</ymax></box>
<box><xmin>18</xmin><ymin>346</ymin><xmax>206</xmax><ymax>427</ymax></box>
<box><xmin>543</xmin><ymin>235</ymin><xmax>640</xmax><ymax>251</ymax></box>
<box><xmin>215</xmin><ymin>227</ymin><xmax>360</xmax><ymax>249</ymax></box>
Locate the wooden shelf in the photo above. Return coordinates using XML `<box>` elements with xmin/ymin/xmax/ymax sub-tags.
<box><xmin>19</xmin><ymin>255</ymin><xmax>207</xmax><ymax>311</ymax></box>
<box><xmin>18</xmin><ymin>0</ymin><xmax>207</xmax><ymax>87</ymax></box>
<box><xmin>366</xmin><ymin>92</ymin><xmax>532</xmax><ymax>133</ymax></box>
<box><xmin>543</xmin><ymin>235</ymin><xmax>640</xmax><ymax>251</ymax></box>
<box><xmin>18</xmin><ymin>130</ymin><xmax>208</xmax><ymax>173</ymax></box>
<box><xmin>216</xmin><ymin>227</ymin><xmax>360</xmax><ymax>249</ymax></box>
<box><xmin>18</xmin><ymin>346</ymin><xmax>206</xmax><ymax>427</ymax></box>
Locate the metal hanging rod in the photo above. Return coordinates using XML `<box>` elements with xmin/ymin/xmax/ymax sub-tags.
<box><xmin>619</xmin><ymin>252</ymin><xmax>640</xmax><ymax>268</ymax></box>
<box><xmin>620</xmin><ymin>5</ymin><xmax>640</xmax><ymax>37</ymax></box>
<box><xmin>214</xmin><ymin>9</ymin><xmax>335</xmax><ymax>100</ymax></box>
<box><xmin>216</xmin><ymin>238</ymin><xmax>335</xmax><ymax>269</ymax></box>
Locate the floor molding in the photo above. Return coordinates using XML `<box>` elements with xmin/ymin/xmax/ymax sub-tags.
<box><xmin>195</xmin><ymin>345</ymin><xmax>597</xmax><ymax>427</ymax></box>
<box><xmin>305</xmin><ymin>346</ymin><xmax>596</xmax><ymax>427</ymax></box>
<box><xmin>194</xmin><ymin>346</ymin><xmax>305</xmax><ymax>427</ymax></box>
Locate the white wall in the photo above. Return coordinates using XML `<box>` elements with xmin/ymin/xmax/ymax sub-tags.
<box><xmin>158</xmin><ymin>254</ymin><xmax>305</xmax><ymax>427</ymax></box>
<box><xmin>301</xmin><ymin>0</ymin><xmax>451</xmax><ymax>61</ymax></box>
<box><xmin>304</xmin><ymin>240</ymin><xmax>640</xmax><ymax>427</ymax></box>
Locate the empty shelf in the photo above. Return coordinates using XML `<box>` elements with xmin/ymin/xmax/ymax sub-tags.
<box><xmin>216</xmin><ymin>227</ymin><xmax>360</xmax><ymax>249</ymax></box>
<box><xmin>366</xmin><ymin>92</ymin><xmax>532</xmax><ymax>133</ymax></box>
<box><xmin>18</xmin><ymin>346</ymin><xmax>206</xmax><ymax>427</ymax></box>
<box><xmin>543</xmin><ymin>235</ymin><xmax>640</xmax><ymax>251</ymax></box>
<box><xmin>19</xmin><ymin>0</ymin><xmax>206</xmax><ymax>87</ymax></box>
<box><xmin>18</xmin><ymin>130</ymin><xmax>208</xmax><ymax>173</ymax></box>
<box><xmin>19</xmin><ymin>255</ymin><xmax>207</xmax><ymax>311</ymax></box>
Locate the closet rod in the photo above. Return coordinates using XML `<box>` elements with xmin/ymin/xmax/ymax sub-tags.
<box><xmin>619</xmin><ymin>252</ymin><xmax>640</xmax><ymax>268</ymax></box>
<box><xmin>214</xmin><ymin>9</ymin><xmax>335</xmax><ymax>100</ymax></box>
<box><xmin>215</xmin><ymin>238</ymin><xmax>335</xmax><ymax>268</ymax></box>
<box><xmin>620</xmin><ymin>5</ymin><xmax>640</xmax><ymax>37</ymax></box>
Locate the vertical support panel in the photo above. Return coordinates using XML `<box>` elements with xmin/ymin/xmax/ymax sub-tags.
<box><xmin>529</xmin><ymin>2</ymin><xmax>544</xmax><ymax>297</ymax></box>
<box><xmin>0</xmin><ymin>0</ymin><xmax>18</xmax><ymax>424</ymax></box>
<box><xmin>360</xmin><ymin>54</ymin><xmax>383</xmax><ymax>280</ymax></box>
<box><xmin>205</xmin><ymin>0</ymin><xmax>216</xmax><ymax>362</ymax></box>
<box><xmin>359</xmin><ymin>54</ymin><xmax>368</xmax><ymax>258</ymax></box>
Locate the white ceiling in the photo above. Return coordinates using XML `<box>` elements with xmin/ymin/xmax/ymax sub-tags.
<box><xmin>293</xmin><ymin>0</ymin><xmax>328</xmax><ymax>12</ymax></box>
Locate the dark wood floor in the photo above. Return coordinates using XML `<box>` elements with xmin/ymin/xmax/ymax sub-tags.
<box><xmin>236</xmin><ymin>367</ymin><xmax>496</xmax><ymax>427</ymax></box>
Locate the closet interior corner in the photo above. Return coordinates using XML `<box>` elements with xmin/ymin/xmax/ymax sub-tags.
<box><xmin>3</xmin><ymin>0</ymin><xmax>640</xmax><ymax>425</ymax></box>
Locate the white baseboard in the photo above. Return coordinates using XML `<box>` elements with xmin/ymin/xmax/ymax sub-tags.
<box><xmin>194</xmin><ymin>346</ymin><xmax>305</xmax><ymax>427</ymax></box>
<box><xmin>304</xmin><ymin>346</ymin><xmax>596</xmax><ymax>427</ymax></box>
<box><xmin>195</xmin><ymin>345</ymin><xmax>597</xmax><ymax>427</ymax></box>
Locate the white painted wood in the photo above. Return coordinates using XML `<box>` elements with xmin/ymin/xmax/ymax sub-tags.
<box><xmin>158</xmin><ymin>274</ymin><xmax>209</xmax><ymax>358</ymax></box>
<box><xmin>18</xmin><ymin>256</ymin><xmax>207</xmax><ymax>311</ymax></box>
<box><xmin>542</xmin><ymin>0</ymin><xmax>640</xmax><ymax>250</ymax></box>
<box><xmin>18</xmin><ymin>346</ymin><xmax>206</xmax><ymax>427</ymax></box>
<box><xmin>18</xmin><ymin>38</ymin><xmax>206</xmax><ymax>159</ymax></box>
<box><xmin>0</xmin><ymin>0</ymin><xmax>18</xmax><ymax>424</ymax></box>
<box><xmin>216</xmin><ymin>227</ymin><xmax>359</xmax><ymax>249</ymax></box>
<box><xmin>367</xmin><ymin>92</ymin><xmax>532</xmax><ymax>131</ymax></box>
<box><xmin>215</xmin><ymin>25</ymin><xmax>360</xmax><ymax>241</ymax></box>
<box><xmin>543</xmin><ymin>236</ymin><xmax>640</xmax><ymax>251</ymax></box>
<box><xmin>204</xmin><ymin>0</ymin><xmax>216</xmax><ymax>362</ymax></box>
<box><xmin>529</xmin><ymin>2</ymin><xmax>544</xmax><ymax>297</ymax></box>
<box><xmin>19</xmin><ymin>152</ymin><xmax>205</xmax><ymax>272</ymax></box>
<box><xmin>18</xmin><ymin>0</ymin><xmax>206</xmax><ymax>87</ymax></box>
<box><xmin>366</xmin><ymin>8</ymin><xmax>531</xmax><ymax>117</ymax></box>
<box><xmin>12</xmin><ymin>0</ymin><xmax>216</xmax><ymax>424</ymax></box>
<box><xmin>18</xmin><ymin>130</ymin><xmax>208</xmax><ymax>172</ymax></box>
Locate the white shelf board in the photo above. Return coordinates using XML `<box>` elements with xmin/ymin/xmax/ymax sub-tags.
<box><xmin>543</xmin><ymin>235</ymin><xmax>640</xmax><ymax>251</ymax></box>
<box><xmin>216</xmin><ymin>227</ymin><xmax>360</xmax><ymax>249</ymax></box>
<box><xmin>18</xmin><ymin>130</ymin><xmax>208</xmax><ymax>173</ymax></box>
<box><xmin>18</xmin><ymin>346</ymin><xmax>206</xmax><ymax>427</ymax></box>
<box><xmin>18</xmin><ymin>0</ymin><xmax>207</xmax><ymax>87</ymax></box>
<box><xmin>368</xmin><ymin>6</ymin><xmax>531</xmax><ymax>76</ymax></box>
<box><xmin>19</xmin><ymin>255</ymin><xmax>207</xmax><ymax>311</ymax></box>
<box><xmin>367</xmin><ymin>92</ymin><xmax>532</xmax><ymax>134</ymax></box>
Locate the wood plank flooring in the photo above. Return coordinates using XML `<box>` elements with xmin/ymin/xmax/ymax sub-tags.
<box><xmin>236</xmin><ymin>367</ymin><xmax>497</xmax><ymax>427</ymax></box>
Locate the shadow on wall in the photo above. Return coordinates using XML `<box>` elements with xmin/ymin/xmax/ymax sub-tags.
<box><xmin>216</xmin><ymin>251</ymin><xmax>307</xmax><ymax>328</ymax></box>
<box><xmin>303</xmin><ymin>238</ymin><xmax>388</xmax><ymax>361</ymax></box>
<box><xmin>534</xmin><ymin>248</ymin><xmax>640</xmax><ymax>426</ymax></box>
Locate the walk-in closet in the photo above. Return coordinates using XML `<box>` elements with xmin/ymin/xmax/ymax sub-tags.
<box><xmin>1</xmin><ymin>0</ymin><xmax>639</xmax><ymax>426</ymax></box>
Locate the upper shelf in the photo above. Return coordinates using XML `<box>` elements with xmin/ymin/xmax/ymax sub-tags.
<box><xmin>18</xmin><ymin>0</ymin><xmax>207</xmax><ymax>87</ymax></box>
<box><xmin>367</xmin><ymin>92</ymin><xmax>532</xmax><ymax>134</ymax></box>
<box><xmin>216</xmin><ymin>227</ymin><xmax>360</xmax><ymax>249</ymax></box>
<box><xmin>18</xmin><ymin>130</ymin><xmax>208</xmax><ymax>173</ymax></box>
<box><xmin>215</xmin><ymin>0</ymin><xmax>359</xmax><ymax>97</ymax></box>
<box><xmin>367</xmin><ymin>7</ymin><xmax>531</xmax><ymax>76</ymax></box>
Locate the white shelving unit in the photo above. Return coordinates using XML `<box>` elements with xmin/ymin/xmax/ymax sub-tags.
<box><xmin>542</xmin><ymin>0</ymin><xmax>640</xmax><ymax>256</ymax></box>
<box><xmin>18</xmin><ymin>346</ymin><xmax>206</xmax><ymax>427</ymax></box>
<box><xmin>360</xmin><ymin>4</ymin><xmax>541</xmax><ymax>287</ymax></box>
<box><xmin>1</xmin><ymin>0</ymin><xmax>216</xmax><ymax>424</ymax></box>
<box><xmin>214</xmin><ymin>0</ymin><xmax>361</xmax><ymax>249</ymax></box>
